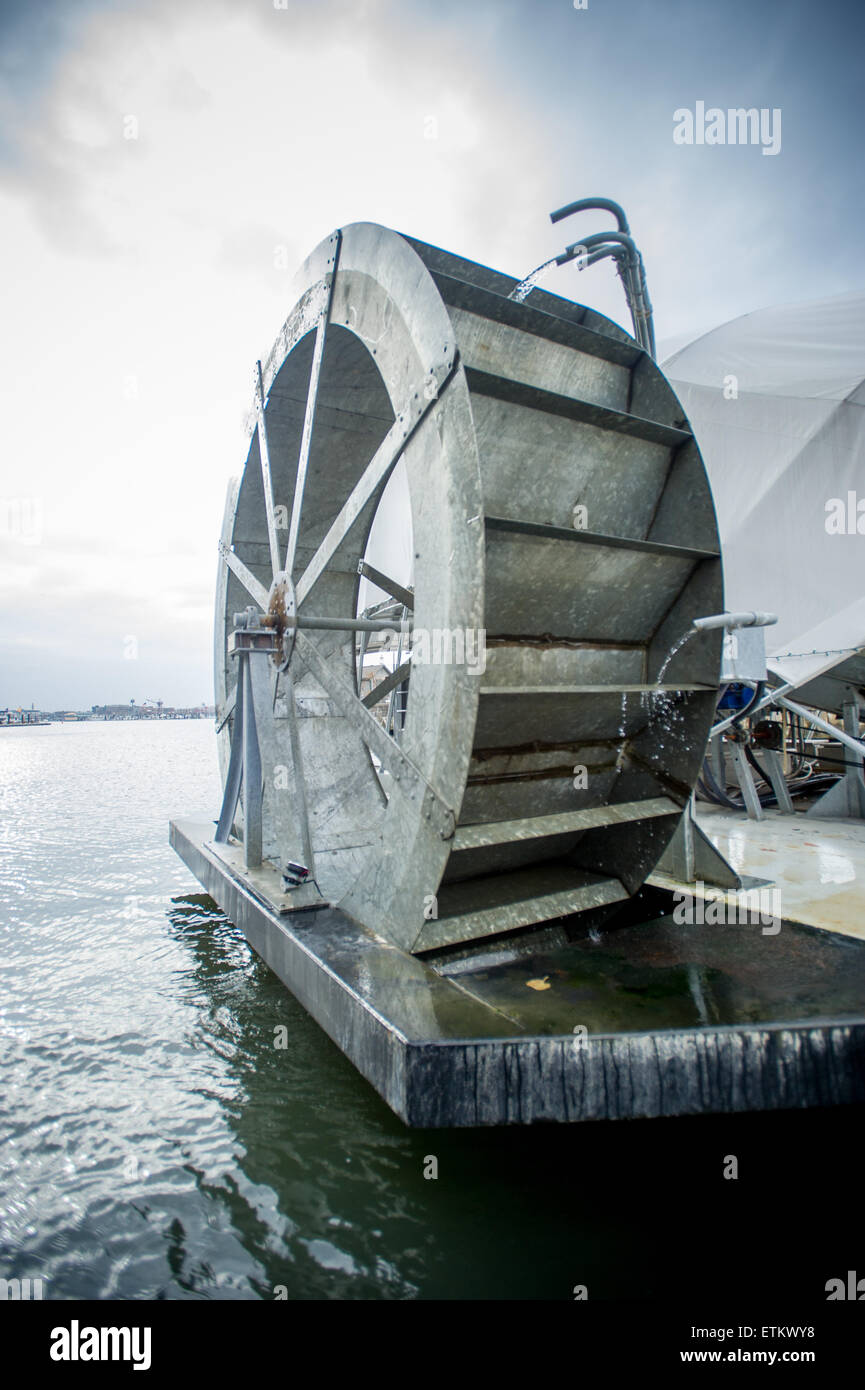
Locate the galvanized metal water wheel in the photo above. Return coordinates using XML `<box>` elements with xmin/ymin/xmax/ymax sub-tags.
<box><xmin>215</xmin><ymin>222</ymin><xmax>723</xmax><ymax>954</ymax></box>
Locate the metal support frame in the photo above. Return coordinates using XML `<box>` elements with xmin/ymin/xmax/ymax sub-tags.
<box><xmin>657</xmin><ymin>796</ymin><xmax>743</xmax><ymax>889</ymax></box>
<box><xmin>386</xmin><ymin>610</ymin><xmax>408</xmax><ymax>738</ymax></box>
<box><xmin>362</xmin><ymin>659</ymin><xmax>412</xmax><ymax>710</ymax></box>
<box><xmin>707</xmin><ymin>684</ymin><xmax>865</xmax><ymax>821</ymax></box>
<box><xmin>756</xmin><ymin>748</ymin><xmax>795</xmax><ymax>814</ymax></box>
<box><xmin>709</xmin><ymin>733</ymin><xmax>725</xmax><ymax>788</ymax></box>
<box><xmin>729</xmin><ymin>742</ymin><xmax>764</xmax><ymax>821</ymax></box>
<box><xmin>804</xmin><ymin>697</ymin><xmax>865</xmax><ymax>819</ymax></box>
<box><xmin>698</xmin><ymin>613</ymin><xmax>795</xmax><ymax>820</ymax></box>
<box><xmin>215</xmin><ymin>647</ymin><xmax>266</xmax><ymax>869</ymax></box>
<box><xmin>241</xmin><ymin>655</ymin><xmax>263</xmax><ymax>866</ymax></box>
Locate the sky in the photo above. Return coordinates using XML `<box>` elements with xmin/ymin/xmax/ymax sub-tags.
<box><xmin>1</xmin><ymin>0</ymin><xmax>863</xmax><ymax>709</ymax></box>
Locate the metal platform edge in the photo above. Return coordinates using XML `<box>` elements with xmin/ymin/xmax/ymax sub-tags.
<box><xmin>170</xmin><ymin>819</ymin><xmax>865</xmax><ymax>1128</ymax></box>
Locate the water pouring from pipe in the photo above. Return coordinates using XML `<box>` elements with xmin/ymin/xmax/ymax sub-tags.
<box><xmin>508</xmin><ymin>257</ymin><xmax>560</xmax><ymax>302</ymax></box>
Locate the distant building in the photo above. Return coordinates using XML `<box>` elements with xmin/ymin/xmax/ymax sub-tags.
<box><xmin>90</xmin><ymin>703</ymin><xmax>214</xmax><ymax>721</ymax></box>
<box><xmin>0</xmin><ymin>709</ymin><xmax>49</xmax><ymax>726</ymax></box>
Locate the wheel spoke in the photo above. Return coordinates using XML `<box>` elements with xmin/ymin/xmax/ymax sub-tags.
<box><xmin>292</xmin><ymin>630</ymin><xmax>454</xmax><ymax>839</ymax></box>
<box><xmin>295</xmin><ymin>418</ymin><xmax>407</xmax><ymax>607</ymax></box>
<box><xmin>362</xmin><ymin>659</ymin><xmax>412</xmax><ymax>709</ymax></box>
<box><xmin>255</xmin><ymin>360</ymin><xmax>282</xmax><ymax>579</ymax></box>
<box><xmin>283</xmin><ymin>235</ymin><xmax>342</xmax><ymax>579</ymax></box>
<box><xmin>358</xmin><ymin>560</ymin><xmax>414</xmax><ymax>611</ymax></box>
<box><xmin>295</xmin><ymin>361</ymin><xmax>455</xmax><ymax>607</ymax></box>
<box><xmin>218</xmin><ymin>540</ymin><xmax>270</xmax><ymax>610</ymax></box>
<box><xmin>283</xmin><ymin>318</ymin><xmax>327</xmax><ymax>578</ymax></box>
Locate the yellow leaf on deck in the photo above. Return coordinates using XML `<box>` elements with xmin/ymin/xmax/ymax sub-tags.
<box><xmin>526</xmin><ymin>976</ymin><xmax>551</xmax><ymax>991</ymax></box>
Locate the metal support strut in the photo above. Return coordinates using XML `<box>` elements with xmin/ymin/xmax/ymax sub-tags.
<box><xmin>214</xmin><ymin>617</ymin><xmax>275</xmax><ymax>868</ymax></box>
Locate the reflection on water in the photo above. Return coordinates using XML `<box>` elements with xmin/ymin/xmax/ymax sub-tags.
<box><xmin>0</xmin><ymin>721</ymin><xmax>860</xmax><ymax>1299</ymax></box>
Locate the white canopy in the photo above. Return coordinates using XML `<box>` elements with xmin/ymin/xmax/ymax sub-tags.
<box><xmin>663</xmin><ymin>292</ymin><xmax>865</xmax><ymax>710</ymax></box>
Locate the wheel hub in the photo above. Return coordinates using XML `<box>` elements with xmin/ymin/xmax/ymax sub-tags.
<box><xmin>264</xmin><ymin>572</ymin><xmax>297</xmax><ymax>671</ymax></box>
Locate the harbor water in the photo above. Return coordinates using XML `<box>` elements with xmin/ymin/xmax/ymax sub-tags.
<box><xmin>0</xmin><ymin>720</ymin><xmax>860</xmax><ymax>1300</ymax></box>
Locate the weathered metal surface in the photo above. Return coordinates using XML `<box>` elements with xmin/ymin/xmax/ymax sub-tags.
<box><xmin>484</xmin><ymin>514</ymin><xmax>718</xmax><ymax>564</ymax></box>
<box><xmin>420</xmin><ymin>866</ymin><xmax>629</xmax><ymax>951</ymax></box>
<box><xmin>212</xmin><ymin>222</ymin><xmax>724</xmax><ymax>954</ymax></box>
<box><xmin>406</xmin><ymin>1025</ymin><xmax>865</xmax><ymax>1127</ymax></box>
<box><xmin>464</xmin><ymin>366</ymin><xmax>692</xmax><ymax>448</ymax></box>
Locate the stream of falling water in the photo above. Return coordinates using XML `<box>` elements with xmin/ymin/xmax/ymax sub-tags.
<box><xmin>508</xmin><ymin>257</ymin><xmax>559</xmax><ymax>303</ymax></box>
<box><xmin>656</xmin><ymin>628</ymin><xmax>695</xmax><ymax>686</ymax></box>
<box><xmin>646</xmin><ymin>628</ymin><xmax>697</xmax><ymax>745</ymax></box>
<box><xmin>615</xmin><ymin>690</ymin><xmax>628</xmax><ymax>770</ymax></box>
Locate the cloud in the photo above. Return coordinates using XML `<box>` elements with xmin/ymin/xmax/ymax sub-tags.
<box><xmin>1</xmin><ymin>0</ymin><xmax>864</xmax><ymax>708</ymax></box>
<box><xmin>0</xmin><ymin>0</ymin><xmax>565</xmax><ymax>703</ymax></box>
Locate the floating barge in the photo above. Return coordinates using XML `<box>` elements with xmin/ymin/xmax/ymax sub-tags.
<box><xmin>171</xmin><ymin>818</ymin><xmax>865</xmax><ymax>1126</ymax></box>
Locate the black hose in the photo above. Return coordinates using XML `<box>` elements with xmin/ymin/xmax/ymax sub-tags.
<box><xmin>696</xmin><ymin>775</ymin><xmax>740</xmax><ymax>809</ymax></box>
<box><xmin>699</xmin><ymin>758</ymin><xmax>748</xmax><ymax>809</ymax></box>
<box><xmin>730</xmin><ymin>680</ymin><xmax>765</xmax><ymax>728</ymax></box>
<box><xmin>698</xmin><ymin>749</ymin><xmax>840</xmax><ymax>811</ymax></box>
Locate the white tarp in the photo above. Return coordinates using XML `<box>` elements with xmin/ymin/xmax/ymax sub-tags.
<box><xmin>662</xmin><ymin>292</ymin><xmax>865</xmax><ymax>705</ymax></box>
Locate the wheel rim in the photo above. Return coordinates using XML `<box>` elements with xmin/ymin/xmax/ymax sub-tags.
<box><xmin>217</xmin><ymin>225</ymin><xmax>484</xmax><ymax>950</ymax></box>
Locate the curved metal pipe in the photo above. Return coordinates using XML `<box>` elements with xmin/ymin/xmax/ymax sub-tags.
<box><xmin>554</xmin><ymin>229</ymin><xmax>655</xmax><ymax>356</ymax></box>
<box><xmin>555</xmin><ymin>242</ymin><xmax>629</xmax><ymax>269</ymax></box>
<box><xmin>550</xmin><ymin>197</ymin><xmax>630</xmax><ymax>233</ymax></box>
<box><xmin>558</xmin><ymin>229</ymin><xmax>640</xmax><ymax>260</ymax></box>
<box><xmin>692</xmin><ymin>611</ymin><xmax>778</xmax><ymax>633</ymax></box>
<box><xmin>583</xmin><ymin>246</ymin><xmax>632</xmax><ymax>272</ymax></box>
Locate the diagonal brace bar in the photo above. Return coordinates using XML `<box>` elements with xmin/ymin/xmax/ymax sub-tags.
<box><xmin>294</xmin><ymin>630</ymin><xmax>454</xmax><ymax>840</ymax></box>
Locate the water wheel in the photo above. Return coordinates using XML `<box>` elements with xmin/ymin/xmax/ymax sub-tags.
<box><xmin>215</xmin><ymin>222</ymin><xmax>722</xmax><ymax>953</ymax></box>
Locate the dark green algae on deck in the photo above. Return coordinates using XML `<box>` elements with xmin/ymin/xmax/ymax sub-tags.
<box><xmin>439</xmin><ymin>911</ymin><xmax>865</xmax><ymax>1035</ymax></box>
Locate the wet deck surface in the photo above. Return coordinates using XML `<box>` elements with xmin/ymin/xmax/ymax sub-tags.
<box><xmin>651</xmin><ymin>807</ymin><xmax>865</xmax><ymax>942</ymax></box>
<box><xmin>438</xmin><ymin>915</ymin><xmax>865</xmax><ymax>1036</ymax></box>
